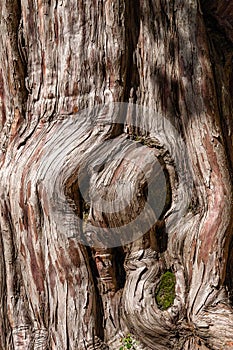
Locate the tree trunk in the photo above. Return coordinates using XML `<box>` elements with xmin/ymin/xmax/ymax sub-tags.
<box><xmin>0</xmin><ymin>0</ymin><xmax>233</xmax><ymax>349</ymax></box>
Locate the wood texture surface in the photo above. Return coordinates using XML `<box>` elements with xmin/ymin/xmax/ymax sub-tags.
<box><xmin>0</xmin><ymin>0</ymin><xmax>233</xmax><ymax>349</ymax></box>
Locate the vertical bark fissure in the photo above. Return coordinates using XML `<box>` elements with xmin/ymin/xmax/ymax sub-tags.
<box><xmin>123</xmin><ymin>0</ymin><xmax>140</xmax><ymax>103</ymax></box>
<box><xmin>0</xmin><ymin>0</ymin><xmax>28</xmax><ymax>155</ymax></box>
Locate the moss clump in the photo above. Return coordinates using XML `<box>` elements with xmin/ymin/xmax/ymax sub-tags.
<box><xmin>155</xmin><ymin>271</ymin><xmax>176</xmax><ymax>310</ymax></box>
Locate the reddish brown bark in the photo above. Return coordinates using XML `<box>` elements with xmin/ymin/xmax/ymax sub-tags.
<box><xmin>0</xmin><ymin>0</ymin><xmax>233</xmax><ymax>349</ymax></box>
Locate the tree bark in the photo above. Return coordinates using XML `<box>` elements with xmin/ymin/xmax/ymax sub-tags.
<box><xmin>0</xmin><ymin>0</ymin><xmax>233</xmax><ymax>349</ymax></box>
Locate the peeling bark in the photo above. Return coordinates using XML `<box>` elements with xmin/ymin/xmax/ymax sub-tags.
<box><xmin>0</xmin><ymin>0</ymin><xmax>233</xmax><ymax>349</ymax></box>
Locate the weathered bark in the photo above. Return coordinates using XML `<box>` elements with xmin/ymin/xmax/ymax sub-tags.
<box><xmin>0</xmin><ymin>0</ymin><xmax>233</xmax><ymax>349</ymax></box>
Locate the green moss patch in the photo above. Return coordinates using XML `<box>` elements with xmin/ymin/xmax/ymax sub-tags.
<box><xmin>155</xmin><ymin>271</ymin><xmax>176</xmax><ymax>310</ymax></box>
